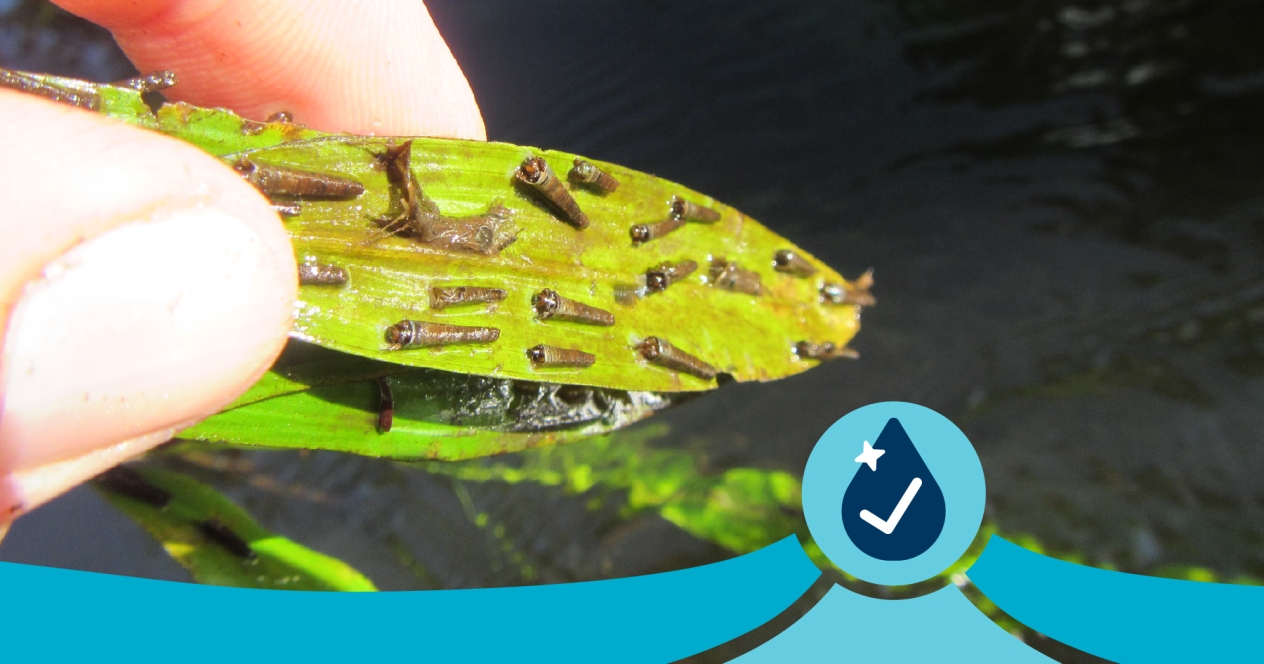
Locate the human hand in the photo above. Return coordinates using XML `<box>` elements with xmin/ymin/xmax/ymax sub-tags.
<box><xmin>0</xmin><ymin>0</ymin><xmax>484</xmax><ymax>537</ymax></box>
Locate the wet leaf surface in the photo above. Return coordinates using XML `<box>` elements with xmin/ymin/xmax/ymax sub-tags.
<box><xmin>80</xmin><ymin>80</ymin><xmax>866</xmax><ymax>392</ymax></box>
<box><xmin>181</xmin><ymin>341</ymin><xmax>689</xmax><ymax>460</ymax></box>
<box><xmin>4</xmin><ymin>67</ymin><xmax>868</xmax><ymax>458</ymax></box>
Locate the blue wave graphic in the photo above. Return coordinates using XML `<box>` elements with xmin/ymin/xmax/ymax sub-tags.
<box><xmin>735</xmin><ymin>583</ymin><xmax>1051</xmax><ymax>662</ymax></box>
<box><xmin>0</xmin><ymin>535</ymin><xmax>819</xmax><ymax>662</ymax></box>
<box><xmin>969</xmin><ymin>535</ymin><xmax>1264</xmax><ymax>662</ymax></box>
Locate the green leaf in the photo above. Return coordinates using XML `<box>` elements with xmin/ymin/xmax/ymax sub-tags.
<box><xmin>181</xmin><ymin>341</ymin><xmax>690</xmax><ymax>460</ymax></box>
<box><xmin>244</xmin><ymin>135</ymin><xmax>860</xmax><ymax>393</ymax></box>
<box><xmin>94</xmin><ymin>465</ymin><xmax>377</xmax><ymax>590</ymax></box>
<box><xmin>18</xmin><ymin>69</ymin><xmax>867</xmax><ymax>393</ymax></box>
<box><xmin>420</xmin><ymin>425</ymin><xmax>804</xmax><ymax>554</ymax></box>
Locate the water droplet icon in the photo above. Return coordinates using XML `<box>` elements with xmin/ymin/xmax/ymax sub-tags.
<box><xmin>842</xmin><ymin>418</ymin><xmax>946</xmax><ymax>561</ymax></box>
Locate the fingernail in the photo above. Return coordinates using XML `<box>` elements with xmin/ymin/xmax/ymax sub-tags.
<box><xmin>0</xmin><ymin>207</ymin><xmax>295</xmax><ymax>472</ymax></box>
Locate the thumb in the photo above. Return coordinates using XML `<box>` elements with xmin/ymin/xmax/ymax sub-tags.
<box><xmin>0</xmin><ymin>91</ymin><xmax>296</xmax><ymax>521</ymax></box>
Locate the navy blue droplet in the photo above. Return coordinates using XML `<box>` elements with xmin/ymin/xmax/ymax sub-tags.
<box><xmin>842</xmin><ymin>418</ymin><xmax>946</xmax><ymax>561</ymax></box>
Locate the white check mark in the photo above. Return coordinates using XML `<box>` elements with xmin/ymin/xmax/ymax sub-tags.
<box><xmin>859</xmin><ymin>478</ymin><xmax>922</xmax><ymax>535</ymax></box>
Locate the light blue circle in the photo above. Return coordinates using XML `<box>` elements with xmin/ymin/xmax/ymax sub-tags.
<box><xmin>803</xmin><ymin>401</ymin><xmax>986</xmax><ymax>586</ymax></box>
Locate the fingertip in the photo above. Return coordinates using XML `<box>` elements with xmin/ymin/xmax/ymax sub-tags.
<box><xmin>2</xmin><ymin>206</ymin><xmax>296</xmax><ymax>471</ymax></box>
<box><xmin>56</xmin><ymin>0</ymin><xmax>486</xmax><ymax>138</ymax></box>
<box><xmin>0</xmin><ymin>91</ymin><xmax>296</xmax><ymax>512</ymax></box>
<box><xmin>6</xmin><ymin>430</ymin><xmax>176</xmax><ymax>521</ymax></box>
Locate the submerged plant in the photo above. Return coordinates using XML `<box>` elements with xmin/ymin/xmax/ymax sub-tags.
<box><xmin>2</xmin><ymin>67</ymin><xmax>870</xmax><ymax>461</ymax></box>
<box><xmin>4</xmin><ymin>67</ymin><xmax>872</xmax><ymax>586</ymax></box>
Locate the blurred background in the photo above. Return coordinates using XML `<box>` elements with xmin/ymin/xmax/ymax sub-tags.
<box><xmin>2</xmin><ymin>0</ymin><xmax>1263</xmax><ymax>658</ymax></box>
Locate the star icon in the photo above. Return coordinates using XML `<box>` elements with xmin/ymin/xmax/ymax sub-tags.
<box><xmin>855</xmin><ymin>440</ymin><xmax>885</xmax><ymax>472</ymax></box>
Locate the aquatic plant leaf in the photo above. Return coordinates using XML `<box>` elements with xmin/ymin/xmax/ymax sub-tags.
<box><xmin>180</xmin><ymin>342</ymin><xmax>688</xmax><ymax>460</ymax></box>
<box><xmin>420</xmin><ymin>425</ymin><xmax>804</xmax><ymax>554</ymax></box>
<box><xmin>16</xmin><ymin>70</ymin><xmax>864</xmax><ymax>393</ymax></box>
<box><xmin>93</xmin><ymin>465</ymin><xmax>376</xmax><ymax>590</ymax></box>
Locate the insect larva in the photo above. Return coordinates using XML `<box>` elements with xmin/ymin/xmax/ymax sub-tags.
<box><xmin>272</xmin><ymin>201</ymin><xmax>302</xmax><ymax>217</ymax></box>
<box><xmin>297</xmin><ymin>262</ymin><xmax>348</xmax><ymax>286</ymax></box>
<box><xmin>637</xmin><ymin>336</ymin><xmax>717</xmax><ymax>380</ymax></box>
<box><xmin>116</xmin><ymin>70</ymin><xmax>178</xmax><ymax>94</ymax></box>
<box><xmin>376</xmin><ymin>377</ymin><xmax>394</xmax><ymax>433</ymax></box>
<box><xmin>527</xmin><ymin>344</ymin><xmax>597</xmax><ymax>368</ymax></box>
<box><xmin>773</xmin><ymin>250</ymin><xmax>817</xmax><ymax>277</ymax></box>
<box><xmin>630</xmin><ymin>217</ymin><xmax>686</xmax><ymax>245</ymax></box>
<box><xmin>233</xmin><ymin>158</ymin><xmax>366</xmax><ymax>198</ymax></box>
<box><xmin>820</xmin><ymin>269</ymin><xmax>876</xmax><ymax>306</ymax></box>
<box><xmin>197</xmin><ymin>518</ymin><xmax>256</xmax><ymax>560</ymax></box>
<box><xmin>532</xmin><ymin>289</ymin><xmax>615</xmax><ymax>326</ymax></box>
<box><xmin>710</xmin><ymin>258</ymin><xmax>763</xmax><ymax>295</ymax></box>
<box><xmin>376</xmin><ymin>140</ymin><xmax>425</xmax><ymax>215</ymax></box>
<box><xmin>0</xmin><ymin>68</ymin><xmax>99</xmax><ymax>110</ymax></box>
<box><xmin>385</xmin><ymin>320</ymin><xmax>501</xmax><ymax>349</ymax></box>
<box><xmin>568</xmin><ymin>158</ymin><xmax>619</xmax><ymax>192</ymax></box>
<box><xmin>670</xmin><ymin>195</ymin><xmax>720</xmax><ymax>222</ymax></box>
<box><xmin>241</xmin><ymin>111</ymin><xmax>295</xmax><ymax>136</ymax></box>
<box><xmin>794</xmin><ymin>340</ymin><xmax>834</xmax><ymax>359</ymax></box>
<box><xmin>373</xmin><ymin>139</ymin><xmax>436</xmax><ymax>236</ymax></box>
<box><xmin>794</xmin><ymin>341</ymin><xmax>860</xmax><ymax>361</ymax></box>
<box><xmin>418</xmin><ymin>202</ymin><xmax>519</xmax><ymax>254</ymax></box>
<box><xmin>430</xmin><ymin>286</ymin><xmax>508</xmax><ymax>310</ymax></box>
<box><xmin>96</xmin><ymin>466</ymin><xmax>172</xmax><ymax>508</ymax></box>
<box><xmin>516</xmin><ymin>156</ymin><xmax>589</xmax><ymax>229</ymax></box>
<box><xmin>646</xmin><ymin>260</ymin><xmax>698</xmax><ymax>293</ymax></box>
<box><xmin>368</xmin><ymin>141</ymin><xmax>518</xmax><ymax>254</ymax></box>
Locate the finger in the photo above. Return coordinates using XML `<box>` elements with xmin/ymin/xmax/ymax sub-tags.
<box><xmin>53</xmin><ymin>0</ymin><xmax>486</xmax><ymax>139</ymax></box>
<box><xmin>0</xmin><ymin>91</ymin><xmax>297</xmax><ymax>520</ymax></box>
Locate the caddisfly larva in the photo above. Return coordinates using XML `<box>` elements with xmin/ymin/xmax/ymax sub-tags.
<box><xmin>376</xmin><ymin>377</ymin><xmax>394</xmax><ymax>433</ymax></box>
<box><xmin>670</xmin><ymin>195</ymin><xmax>720</xmax><ymax>222</ymax></box>
<box><xmin>95</xmin><ymin>466</ymin><xmax>172</xmax><ymax>508</ymax></box>
<box><xmin>820</xmin><ymin>269</ymin><xmax>875</xmax><ymax>307</ymax></box>
<box><xmin>197</xmin><ymin>518</ymin><xmax>256</xmax><ymax>560</ymax></box>
<box><xmin>568</xmin><ymin>158</ymin><xmax>619</xmax><ymax>192</ymax></box>
<box><xmin>0</xmin><ymin>68</ymin><xmax>98</xmax><ymax>110</ymax></box>
<box><xmin>532</xmin><ymin>289</ymin><xmax>615</xmax><ymax>326</ymax></box>
<box><xmin>710</xmin><ymin>258</ymin><xmax>763</xmax><ymax>296</ymax></box>
<box><xmin>297</xmin><ymin>262</ymin><xmax>348</xmax><ymax>286</ymax></box>
<box><xmin>794</xmin><ymin>341</ymin><xmax>859</xmax><ymax>361</ymax></box>
<box><xmin>417</xmin><ymin>202</ymin><xmax>518</xmax><ymax>255</ymax></box>
<box><xmin>645</xmin><ymin>260</ymin><xmax>698</xmax><ymax>294</ymax></box>
<box><xmin>773</xmin><ymin>250</ymin><xmax>817</xmax><ymax>277</ymax></box>
<box><xmin>430</xmin><ymin>286</ymin><xmax>508</xmax><ymax>310</ymax></box>
<box><xmin>385</xmin><ymin>320</ymin><xmax>501</xmax><ymax>349</ymax></box>
<box><xmin>375</xmin><ymin>140</ymin><xmax>427</xmax><ymax>231</ymax></box>
<box><xmin>516</xmin><ymin>155</ymin><xmax>589</xmax><ymax>228</ymax></box>
<box><xmin>527</xmin><ymin>344</ymin><xmax>597</xmax><ymax>368</ymax></box>
<box><xmin>637</xmin><ymin>336</ymin><xmax>717</xmax><ymax>380</ymax></box>
<box><xmin>116</xmin><ymin>70</ymin><xmax>178</xmax><ymax>94</ymax></box>
<box><xmin>369</xmin><ymin>140</ymin><xmax>518</xmax><ymax>254</ymax></box>
<box><xmin>241</xmin><ymin>111</ymin><xmax>296</xmax><ymax>136</ymax></box>
<box><xmin>630</xmin><ymin>217</ymin><xmax>686</xmax><ymax>245</ymax></box>
<box><xmin>233</xmin><ymin>158</ymin><xmax>365</xmax><ymax>198</ymax></box>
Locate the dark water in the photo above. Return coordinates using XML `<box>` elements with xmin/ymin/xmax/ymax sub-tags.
<box><xmin>3</xmin><ymin>0</ymin><xmax>1263</xmax><ymax>658</ymax></box>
